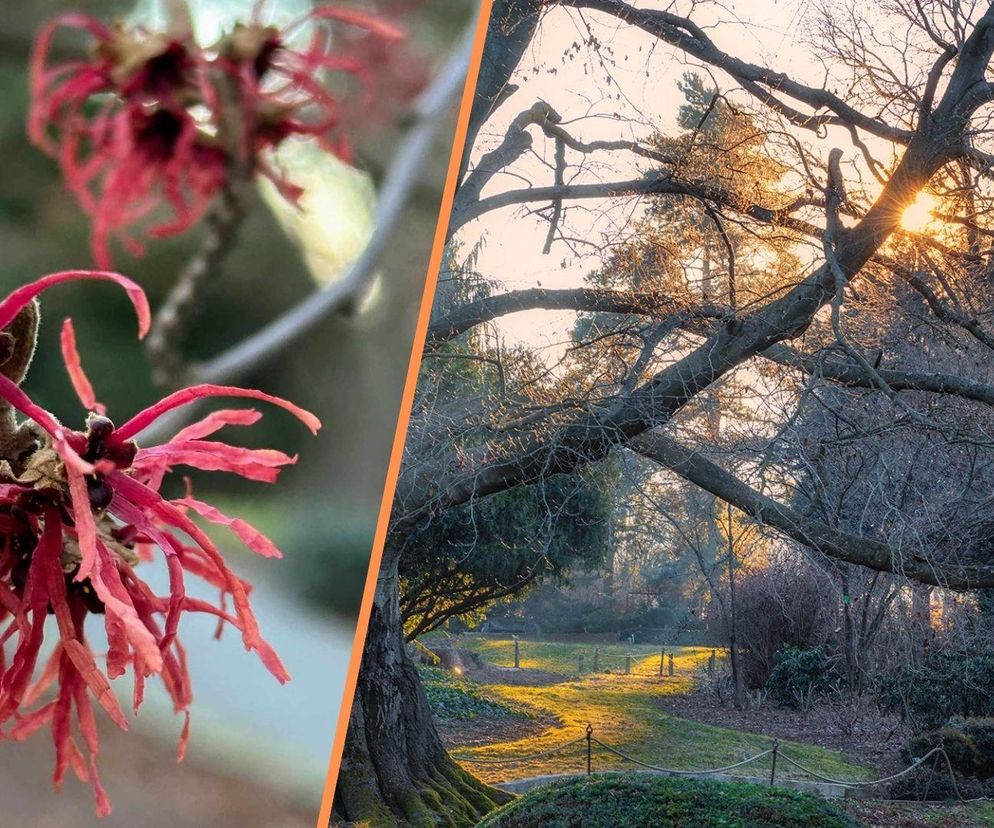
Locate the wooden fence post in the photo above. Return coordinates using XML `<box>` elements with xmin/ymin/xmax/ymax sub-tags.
<box><xmin>625</xmin><ymin>653</ymin><xmax>632</xmax><ymax>675</ymax></box>
<box><xmin>770</xmin><ymin>740</ymin><xmax>780</xmax><ymax>787</ymax></box>
<box><xmin>659</xmin><ymin>648</ymin><xmax>665</xmax><ymax>677</ymax></box>
<box><xmin>513</xmin><ymin>635</ymin><xmax>520</xmax><ymax>669</ymax></box>
<box><xmin>586</xmin><ymin>723</ymin><xmax>593</xmax><ymax>775</ymax></box>
<box><xmin>668</xmin><ymin>653</ymin><xmax>675</xmax><ymax>676</ymax></box>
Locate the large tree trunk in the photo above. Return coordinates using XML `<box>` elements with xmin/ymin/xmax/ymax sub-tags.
<box><xmin>332</xmin><ymin>547</ymin><xmax>510</xmax><ymax>827</ymax></box>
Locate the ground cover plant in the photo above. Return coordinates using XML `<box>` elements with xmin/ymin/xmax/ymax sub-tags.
<box><xmin>474</xmin><ymin>774</ymin><xmax>862</xmax><ymax>828</ymax></box>
<box><xmin>421</xmin><ymin>666</ymin><xmax>535</xmax><ymax>722</ymax></box>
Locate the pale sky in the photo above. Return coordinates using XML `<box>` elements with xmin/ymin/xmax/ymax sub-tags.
<box><xmin>455</xmin><ymin>0</ymin><xmax>901</xmax><ymax>351</ymax></box>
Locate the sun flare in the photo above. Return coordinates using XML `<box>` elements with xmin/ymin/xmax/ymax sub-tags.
<box><xmin>900</xmin><ymin>191</ymin><xmax>938</xmax><ymax>233</ymax></box>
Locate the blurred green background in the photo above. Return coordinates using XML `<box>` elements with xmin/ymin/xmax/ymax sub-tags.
<box><xmin>0</xmin><ymin>0</ymin><xmax>473</xmax><ymax>824</ymax></box>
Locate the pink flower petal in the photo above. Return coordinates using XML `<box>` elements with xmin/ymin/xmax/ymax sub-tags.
<box><xmin>307</xmin><ymin>6</ymin><xmax>404</xmax><ymax>41</ymax></box>
<box><xmin>115</xmin><ymin>384</ymin><xmax>320</xmax><ymax>440</ymax></box>
<box><xmin>65</xmin><ymin>465</ymin><xmax>99</xmax><ymax>582</ymax></box>
<box><xmin>175</xmin><ymin>497</ymin><xmax>283</xmax><ymax>559</ymax></box>
<box><xmin>60</xmin><ymin>318</ymin><xmax>105</xmax><ymax>414</ymax></box>
<box><xmin>86</xmin><ymin>543</ymin><xmax>164</xmax><ymax>674</ymax></box>
<box><xmin>134</xmin><ymin>441</ymin><xmax>296</xmax><ymax>483</ymax></box>
<box><xmin>171</xmin><ymin>408</ymin><xmax>262</xmax><ymax>442</ymax></box>
<box><xmin>0</xmin><ymin>270</ymin><xmax>150</xmax><ymax>340</ymax></box>
<box><xmin>63</xmin><ymin>640</ymin><xmax>129</xmax><ymax>732</ymax></box>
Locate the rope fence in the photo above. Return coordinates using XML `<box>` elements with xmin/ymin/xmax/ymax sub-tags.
<box><xmin>451</xmin><ymin>724</ymin><xmax>967</xmax><ymax>801</ymax></box>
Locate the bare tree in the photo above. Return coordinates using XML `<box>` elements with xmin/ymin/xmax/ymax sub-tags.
<box><xmin>334</xmin><ymin>2</ymin><xmax>994</xmax><ymax>825</ymax></box>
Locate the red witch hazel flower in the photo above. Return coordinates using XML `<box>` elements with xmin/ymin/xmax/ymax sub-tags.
<box><xmin>28</xmin><ymin>5</ymin><xmax>403</xmax><ymax>267</ymax></box>
<box><xmin>0</xmin><ymin>271</ymin><xmax>320</xmax><ymax>815</ymax></box>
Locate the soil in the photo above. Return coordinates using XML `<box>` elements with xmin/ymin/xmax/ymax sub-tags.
<box><xmin>452</xmin><ymin>649</ymin><xmax>569</xmax><ymax>688</ymax></box>
<box><xmin>655</xmin><ymin>689</ymin><xmax>907</xmax><ymax>773</ymax></box>
<box><xmin>437</xmin><ymin>712</ymin><xmax>557</xmax><ymax>749</ymax></box>
<box><xmin>467</xmin><ymin>662</ymin><xmax>567</xmax><ymax>687</ymax></box>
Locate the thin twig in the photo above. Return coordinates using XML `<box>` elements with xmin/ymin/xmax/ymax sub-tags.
<box><xmin>145</xmin><ymin>183</ymin><xmax>247</xmax><ymax>386</ymax></box>
<box><xmin>193</xmin><ymin>23</ymin><xmax>473</xmax><ymax>386</ymax></box>
<box><xmin>146</xmin><ymin>55</ymin><xmax>253</xmax><ymax>388</ymax></box>
<box><xmin>138</xmin><ymin>18</ymin><xmax>476</xmax><ymax>442</ymax></box>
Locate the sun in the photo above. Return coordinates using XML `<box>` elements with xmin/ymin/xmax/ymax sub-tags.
<box><xmin>900</xmin><ymin>191</ymin><xmax>938</xmax><ymax>233</ymax></box>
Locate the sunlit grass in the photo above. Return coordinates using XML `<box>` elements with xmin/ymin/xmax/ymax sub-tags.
<box><xmin>446</xmin><ymin>637</ymin><xmax>872</xmax><ymax>786</ymax></box>
<box><xmin>459</xmin><ymin>636</ymin><xmax>715</xmax><ymax>678</ymax></box>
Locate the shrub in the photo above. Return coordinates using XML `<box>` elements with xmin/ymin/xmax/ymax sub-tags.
<box><xmin>900</xmin><ymin>718</ymin><xmax>994</xmax><ymax>779</ymax></box>
<box><xmin>888</xmin><ymin>717</ymin><xmax>994</xmax><ymax>801</ymax></box>
<box><xmin>902</xmin><ymin>727</ymin><xmax>980</xmax><ymax>777</ymax></box>
<box><xmin>963</xmin><ymin>717</ymin><xmax>994</xmax><ymax>767</ymax></box>
<box><xmin>765</xmin><ymin>646</ymin><xmax>836</xmax><ymax>709</ymax></box>
<box><xmin>734</xmin><ymin>563</ymin><xmax>836</xmax><ymax>688</ymax></box>
<box><xmin>876</xmin><ymin>650</ymin><xmax>994</xmax><ymax>730</ymax></box>
<box><xmin>476</xmin><ymin>774</ymin><xmax>862</xmax><ymax>827</ymax></box>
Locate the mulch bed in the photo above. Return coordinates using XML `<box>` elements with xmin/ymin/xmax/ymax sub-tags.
<box><xmin>842</xmin><ymin>800</ymin><xmax>990</xmax><ymax>827</ymax></box>
<box><xmin>654</xmin><ymin>689</ymin><xmax>906</xmax><ymax>773</ymax></box>
<box><xmin>437</xmin><ymin>712</ymin><xmax>557</xmax><ymax>749</ymax></box>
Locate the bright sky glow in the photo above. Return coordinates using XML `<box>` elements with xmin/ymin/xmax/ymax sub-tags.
<box><xmin>900</xmin><ymin>191</ymin><xmax>938</xmax><ymax>234</ymax></box>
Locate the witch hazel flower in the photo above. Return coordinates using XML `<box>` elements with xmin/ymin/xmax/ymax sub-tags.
<box><xmin>29</xmin><ymin>5</ymin><xmax>403</xmax><ymax>268</ymax></box>
<box><xmin>0</xmin><ymin>271</ymin><xmax>319</xmax><ymax>816</ymax></box>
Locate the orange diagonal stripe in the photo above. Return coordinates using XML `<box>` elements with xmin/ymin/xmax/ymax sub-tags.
<box><xmin>314</xmin><ymin>3</ymin><xmax>496</xmax><ymax>825</ymax></box>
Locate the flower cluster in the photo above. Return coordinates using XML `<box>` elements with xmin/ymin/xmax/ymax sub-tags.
<box><xmin>0</xmin><ymin>271</ymin><xmax>319</xmax><ymax>815</ymax></box>
<box><xmin>29</xmin><ymin>6</ymin><xmax>403</xmax><ymax>267</ymax></box>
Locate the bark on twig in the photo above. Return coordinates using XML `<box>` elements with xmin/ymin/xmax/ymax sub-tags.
<box><xmin>145</xmin><ymin>184</ymin><xmax>247</xmax><ymax>386</ymax></box>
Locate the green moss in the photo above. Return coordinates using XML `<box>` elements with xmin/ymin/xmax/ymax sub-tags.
<box><xmin>334</xmin><ymin>778</ymin><xmax>398</xmax><ymax>828</ymax></box>
<box><xmin>475</xmin><ymin>774</ymin><xmax>863</xmax><ymax>828</ymax></box>
<box><xmin>399</xmin><ymin>787</ymin><xmax>440</xmax><ymax>828</ymax></box>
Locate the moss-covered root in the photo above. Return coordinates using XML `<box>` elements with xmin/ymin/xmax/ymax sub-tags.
<box><xmin>334</xmin><ymin>752</ymin><xmax>511</xmax><ymax>827</ymax></box>
<box><xmin>390</xmin><ymin>760</ymin><xmax>509</xmax><ymax>828</ymax></box>
<box><xmin>332</xmin><ymin>549</ymin><xmax>514</xmax><ymax>827</ymax></box>
<box><xmin>418</xmin><ymin>760</ymin><xmax>513</xmax><ymax>827</ymax></box>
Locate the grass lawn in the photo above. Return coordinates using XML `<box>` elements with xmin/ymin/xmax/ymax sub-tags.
<box><xmin>445</xmin><ymin>636</ymin><xmax>871</xmax><ymax>786</ymax></box>
<box><xmin>459</xmin><ymin>636</ymin><xmax>714</xmax><ymax>678</ymax></box>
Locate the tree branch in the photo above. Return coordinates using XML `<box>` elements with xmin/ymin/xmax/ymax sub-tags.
<box><xmin>426</xmin><ymin>286</ymin><xmax>727</xmax><ymax>347</ymax></box>
<box><xmin>552</xmin><ymin>0</ymin><xmax>915</xmax><ymax>144</ymax></box>
<box><xmin>631</xmin><ymin>430</ymin><xmax>994</xmax><ymax>589</ymax></box>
